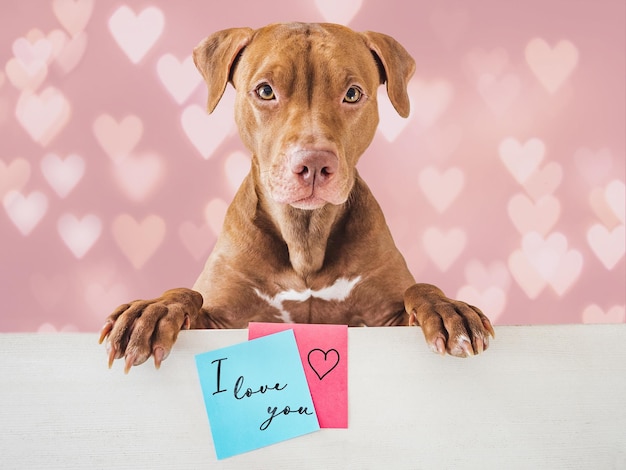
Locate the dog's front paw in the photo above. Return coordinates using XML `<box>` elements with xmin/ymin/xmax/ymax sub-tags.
<box><xmin>98</xmin><ymin>288</ymin><xmax>204</xmax><ymax>372</ymax></box>
<box><xmin>404</xmin><ymin>283</ymin><xmax>495</xmax><ymax>357</ymax></box>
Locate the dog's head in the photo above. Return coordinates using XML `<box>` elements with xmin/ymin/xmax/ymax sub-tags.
<box><xmin>194</xmin><ymin>23</ymin><xmax>415</xmax><ymax>210</ymax></box>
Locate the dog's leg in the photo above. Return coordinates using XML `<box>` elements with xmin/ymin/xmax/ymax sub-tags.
<box><xmin>98</xmin><ymin>288</ymin><xmax>207</xmax><ymax>373</ymax></box>
<box><xmin>404</xmin><ymin>284</ymin><xmax>495</xmax><ymax>357</ymax></box>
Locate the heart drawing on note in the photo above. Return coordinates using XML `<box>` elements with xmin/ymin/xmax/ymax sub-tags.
<box><xmin>307</xmin><ymin>348</ymin><xmax>340</xmax><ymax>380</ymax></box>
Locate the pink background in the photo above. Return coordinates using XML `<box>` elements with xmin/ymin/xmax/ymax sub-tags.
<box><xmin>1</xmin><ymin>0</ymin><xmax>624</xmax><ymax>333</ymax></box>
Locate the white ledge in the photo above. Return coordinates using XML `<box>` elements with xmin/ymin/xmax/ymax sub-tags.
<box><xmin>1</xmin><ymin>325</ymin><xmax>625</xmax><ymax>469</ymax></box>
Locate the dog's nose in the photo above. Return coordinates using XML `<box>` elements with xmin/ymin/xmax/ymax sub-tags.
<box><xmin>290</xmin><ymin>150</ymin><xmax>338</xmax><ymax>185</ymax></box>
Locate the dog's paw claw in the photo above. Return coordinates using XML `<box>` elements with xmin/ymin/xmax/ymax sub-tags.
<box><xmin>431</xmin><ymin>336</ymin><xmax>446</xmax><ymax>355</ymax></box>
<box><xmin>474</xmin><ymin>335</ymin><xmax>485</xmax><ymax>355</ymax></box>
<box><xmin>459</xmin><ymin>337</ymin><xmax>474</xmax><ymax>357</ymax></box>
<box><xmin>98</xmin><ymin>321</ymin><xmax>113</xmax><ymax>344</ymax></box>
<box><xmin>153</xmin><ymin>347</ymin><xmax>166</xmax><ymax>369</ymax></box>
<box><xmin>482</xmin><ymin>317</ymin><xmax>495</xmax><ymax>338</ymax></box>
<box><xmin>124</xmin><ymin>352</ymin><xmax>137</xmax><ymax>374</ymax></box>
<box><xmin>107</xmin><ymin>342</ymin><xmax>117</xmax><ymax>369</ymax></box>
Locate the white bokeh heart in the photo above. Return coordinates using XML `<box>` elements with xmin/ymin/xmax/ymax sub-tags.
<box><xmin>5</xmin><ymin>56</ymin><xmax>48</xmax><ymax>90</ymax></box>
<box><xmin>508</xmin><ymin>249</ymin><xmax>547</xmax><ymax>299</ymax></box>
<box><xmin>224</xmin><ymin>151</ymin><xmax>250</xmax><ymax>194</ymax></box>
<box><xmin>181</xmin><ymin>95</ymin><xmax>235</xmax><ymax>159</ymax></box>
<box><xmin>376</xmin><ymin>87</ymin><xmax>412</xmax><ymax>142</ymax></box>
<box><xmin>12</xmin><ymin>35</ymin><xmax>54</xmax><ymax>67</ymax></box>
<box><xmin>315</xmin><ymin>0</ymin><xmax>362</xmax><ymax>24</ymax></box>
<box><xmin>498</xmin><ymin>137</ymin><xmax>545</xmax><ymax>185</ymax></box>
<box><xmin>522</xmin><ymin>162</ymin><xmax>562</xmax><ymax>201</ymax></box>
<box><xmin>108</xmin><ymin>5</ymin><xmax>164</xmax><ymax>64</ymax></box>
<box><xmin>522</xmin><ymin>231</ymin><xmax>568</xmax><ymax>281</ymax></box>
<box><xmin>15</xmin><ymin>86</ymin><xmax>70</xmax><ymax>145</ymax></box>
<box><xmin>92</xmin><ymin>114</ymin><xmax>143</xmax><ymax>163</ymax></box>
<box><xmin>84</xmin><ymin>282</ymin><xmax>129</xmax><ymax>315</ymax></box>
<box><xmin>114</xmin><ymin>153</ymin><xmax>164</xmax><ymax>202</ymax></box>
<box><xmin>548</xmin><ymin>249</ymin><xmax>583</xmax><ymax>296</ymax></box>
<box><xmin>0</xmin><ymin>158</ymin><xmax>31</xmax><ymax>198</ymax></box>
<box><xmin>179</xmin><ymin>221</ymin><xmax>214</xmax><ymax>261</ymax></box>
<box><xmin>587</xmin><ymin>224</ymin><xmax>625</xmax><ymax>270</ymax></box>
<box><xmin>507</xmin><ymin>193</ymin><xmax>560</xmax><ymax>236</ymax></box>
<box><xmin>57</xmin><ymin>213</ymin><xmax>102</xmax><ymax>258</ymax></box>
<box><xmin>464</xmin><ymin>259</ymin><xmax>511</xmax><ymax>291</ymax></box>
<box><xmin>112</xmin><ymin>214</ymin><xmax>166</xmax><ymax>269</ymax></box>
<box><xmin>604</xmin><ymin>179</ymin><xmax>625</xmax><ymax>224</ymax></box>
<box><xmin>204</xmin><ymin>198</ymin><xmax>229</xmax><ymax>237</ymax></box>
<box><xmin>52</xmin><ymin>0</ymin><xmax>94</xmax><ymax>37</ymax></box>
<box><xmin>157</xmin><ymin>54</ymin><xmax>202</xmax><ymax>104</ymax></box>
<box><xmin>377</xmin><ymin>78</ymin><xmax>452</xmax><ymax>141</ymax></box>
<box><xmin>41</xmin><ymin>153</ymin><xmax>85</xmax><ymax>198</ymax></box>
<box><xmin>410</xmin><ymin>78</ymin><xmax>454</xmax><ymax>129</ymax></box>
<box><xmin>456</xmin><ymin>285</ymin><xmax>506</xmax><ymax>323</ymax></box>
<box><xmin>3</xmin><ymin>190</ymin><xmax>48</xmax><ymax>236</ymax></box>
<box><xmin>582</xmin><ymin>304</ymin><xmax>626</xmax><ymax>324</ymax></box>
<box><xmin>520</xmin><ymin>231</ymin><xmax>582</xmax><ymax>295</ymax></box>
<box><xmin>422</xmin><ymin>227</ymin><xmax>466</xmax><ymax>271</ymax></box>
<box><xmin>54</xmin><ymin>31</ymin><xmax>88</xmax><ymax>74</ymax></box>
<box><xmin>46</xmin><ymin>29</ymin><xmax>70</xmax><ymax>63</ymax></box>
<box><xmin>525</xmin><ymin>38</ymin><xmax>578</xmax><ymax>94</ymax></box>
<box><xmin>418</xmin><ymin>166</ymin><xmax>464</xmax><ymax>213</ymax></box>
<box><xmin>589</xmin><ymin>187</ymin><xmax>621</xmax><ymax>230</ymax></box>
<box><xmin>37</xmin><ymin>323</ymin><xmax>78</xmax><ymax>333</ymax></box>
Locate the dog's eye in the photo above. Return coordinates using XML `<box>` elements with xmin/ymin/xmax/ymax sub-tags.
<box><xmin>344</xmin><ymin>86</ymin><xmax>362</xmax><ymax>103</ymax></box>
<box><xmin>256</xmin><ymin>84</ymin><xmax>275</xmax><ymax>100</ymax></box>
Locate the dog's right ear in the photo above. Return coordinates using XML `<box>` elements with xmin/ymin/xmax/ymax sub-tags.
<box><xmin>193</xmin><ymin>27</ymin><xmax>254</xmax><ymax>114</ymax></box>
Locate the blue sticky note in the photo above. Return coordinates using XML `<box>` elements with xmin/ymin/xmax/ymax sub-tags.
<box><xmin>195</xmin><ymin>330</ymin><xmax>320</xmax><ymax>459</ymax></box>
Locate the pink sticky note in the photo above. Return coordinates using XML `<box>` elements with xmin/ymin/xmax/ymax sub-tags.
<box><xmin>248</xmin><ymin>322</ymin><xmax>348</xmax><ymax>428</ymax></box>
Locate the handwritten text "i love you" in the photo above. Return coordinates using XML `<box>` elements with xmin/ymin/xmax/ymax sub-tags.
<box><xmin>211</xmin><ymin>357</ymin><xmax>314</xmax><ymax>430</ymax></box>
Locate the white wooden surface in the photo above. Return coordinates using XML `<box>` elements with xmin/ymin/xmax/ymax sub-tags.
<box><xmin>1</xmin><ymin>325</ymin><xmax>625</xmax><ymax>469</ymax></box>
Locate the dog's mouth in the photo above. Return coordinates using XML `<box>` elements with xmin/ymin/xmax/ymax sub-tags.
<box><xmin>277</xmin><ymin>178</ymin><xmax>351</xmax><ymax>210</ymax></box>
<box><xmin>270</xmin><ymin>184</ymin><xmax>349</xmax><ymax>210</ymax></box>
<box><xmin>289</xmin><ymin>194</ymin><xmax>329</xmax><ymax>210</ymax></box>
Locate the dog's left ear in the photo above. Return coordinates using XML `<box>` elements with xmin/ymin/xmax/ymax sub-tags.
<box><xmin>361</xmin><ymin>31</ymin><xmax>416</xmax><ymax>118</ymax></box>
<box><xmin>193</xmin><ymin>27</ymin><xmax>254</xmax><ymax>114</ymax></box>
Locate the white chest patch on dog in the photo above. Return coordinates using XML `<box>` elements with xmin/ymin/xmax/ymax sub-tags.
<box><xmin>254</xmin><ymin>276</ymin><xmax>362</xmax><ymax>323</ymax></box>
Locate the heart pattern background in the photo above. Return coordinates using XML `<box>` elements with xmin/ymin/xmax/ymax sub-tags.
<box><xmin>1</xmin><ymin>0</ymin><xmax>624</xmax><ymax>332</ymax></box>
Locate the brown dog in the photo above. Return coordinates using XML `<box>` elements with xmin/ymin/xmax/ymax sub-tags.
<box><xmin>100</xmin><ymin>23</ymin><xmax>494</xmax><ymax>372</ymax></box>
